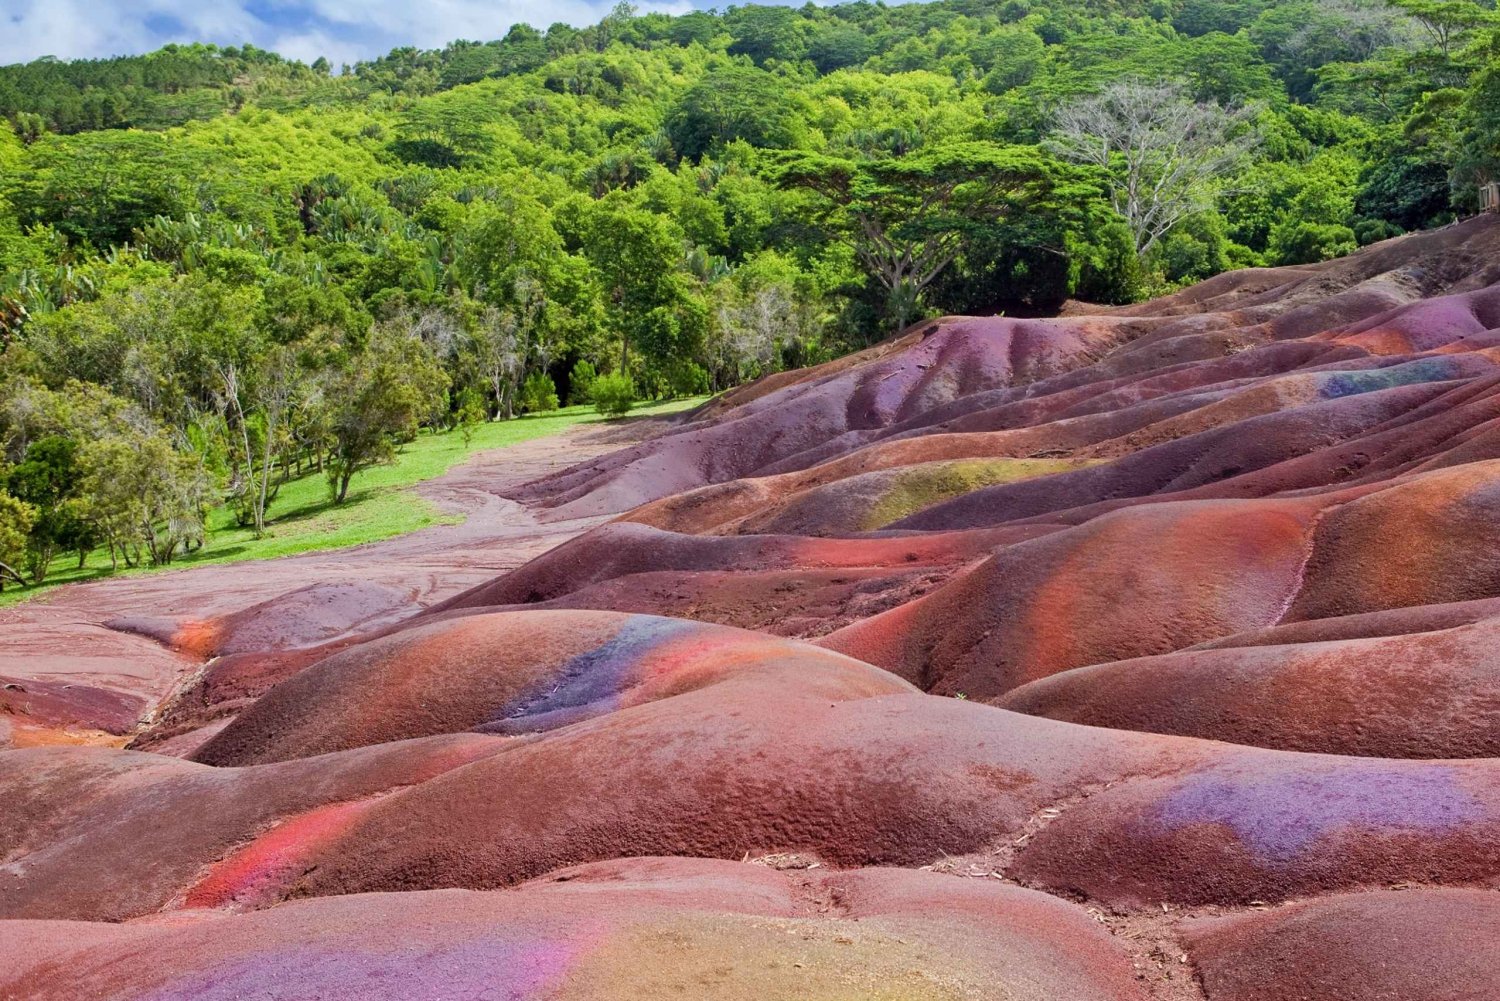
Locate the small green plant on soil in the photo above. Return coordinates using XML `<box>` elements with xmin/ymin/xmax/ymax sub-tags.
<box><xmin>592</xmin><ymin>372</ymin><xmax>636</xmax><ymax>418</ymax></box>
<box><xmin>519</xmin><ymin>372</ymin><xmax>560</xmax><ymax>413</ymax></box>
<box><xmin>568</xmin><ymin>361</ymin><xmax>598</xmax><ymax>405</ymax></box>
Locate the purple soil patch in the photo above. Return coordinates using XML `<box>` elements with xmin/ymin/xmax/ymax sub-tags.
<box><xmin>1152</xmin><ymin>765</ymin><xmax>1486</xmax><ymax>863</ymax></box>
<box><xmin>477</xmin><ymin>615</ymin><xmax>701</xmax><ymax>734</ymax></box>
<box><xmin>134</xmin><ymin>936</ymin><xmax>584</xmax><ymax>1001</ymax></box>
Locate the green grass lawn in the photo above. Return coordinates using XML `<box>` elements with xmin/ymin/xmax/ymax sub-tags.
<box><xmin>0</xmin><ymin>396</ymin><xmax>707</xmax><ymax>607</ymax></box>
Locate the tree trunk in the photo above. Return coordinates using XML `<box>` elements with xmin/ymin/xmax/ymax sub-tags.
<box><xmin>254</xmin><ymin>416</ymin><xmax>276</xmax><ymax>538</ymax></box>
<box><xmin>29</xmin><ymin>542</ymin><xmax>54</xmax><ymax>584</ymax></box>
<box><xmin>0</xmin><ymin>560</ymin><xmax>25</xmax><ymax>589</ymax></box>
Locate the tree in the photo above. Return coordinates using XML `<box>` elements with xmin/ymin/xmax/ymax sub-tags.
<box><xmin>78</xmin><ymin>430</ymin><xmax>212</xmax><ymax>568</ymax></box>
<box><xmin>218</xmin><ymin>346</ymin><xmax>298</xmax><ymax>538</ymax></box>
<box><xmin>323</xmin><ymin>328</ymin><xmax>448</xmax><ymax>504</ymax></box>
<box><xmin>391</xmin><ymin>101</ymin><xmax>496</xmax><ymax>168</ymax></box>
<box><xmin>1388</xmin><ymin>0</ymin><xmax>1498</xmax><ymax>60</ymax></box>
<box><xmin>0</xmin><ymin>489</ymin><xmax>35</xmax><ymax>590</ymax></box>
<box><xmin>518</xmin><ymin>371</ymin><xmax>560</xmax><ymax>413</ymax></box>
<box><xmin>3</xmin><ymin>131</ymin><xmax>195</xmax><ymax>247</ymax></box>
<box><xmin>1454</xmin><ymin>61</ymin><xmax>1500</xmax><ymax>192</ymax></box>
<box><xmin>715</xmin><ymin>284</ymin><xmax>785</xmax><ymax>384</ymax></box>
<box><xmin>775</xmin><ymin>143</ymin><xmax>1076</xmax><ymax>330</ymax></box>
<box><xmin>475</xmin><ymin>305</ymin><xmax>524</xmax><ymax>421</ymax></box>
<box><xmin>725</xmin><ymin>5</ymin><xmax>809</xmax><ymax>64</ymax></box>
<box><xmin>666</xmin><ymin>66</ymin><xmax>801</xmax><ymax>161</ymax></box>
<box><xmin>6</xmin><ymin>434</ymin><xmax>81</xmax><ymax>582</ymax></box>
<box><xmin>568</xmin><ymin>359</ymin><xmax>598</xmax><ymax>404</ymax></box>
<box><xmin>1356</xmin><ymin>145</ymin><xmax>1454</xmax><ymax>231</ymax></box>
<box><xmin>592</xmin><ymin>371</ymin><xmax>635</xmax><ymax>417</ymax></box>
<box><xmin>1270</xmin><ymin>221</ymin><xmax>1358</xmax><ymax>264</ymax></box>
<box><xmin>453</xmin><ymin>386</ymin><xmax>486</xmax><ymax>448</ymax></box>
<box><xmin>1048</xmin><ymin>79</ymin><xmax>1262</xmax><ymax>260</ymax></box>
<box><xmin>583</xmin><ymin>202</ymin><xmax>688</xmax><ymax>371</ymax></box>
<box><xmin>809</xmin><ymin>24</ymin><xmax>873</xmax><ymax>74</ymax></box>
<box><xmin>1174</xmin><ymin>0</ymin><xmax>1272</xmax><ymax>37</ymax></box>
<box><xmin>711</xmin><ymin>272</ymin><xmax>824</xmax><ymax>385</ymax></box>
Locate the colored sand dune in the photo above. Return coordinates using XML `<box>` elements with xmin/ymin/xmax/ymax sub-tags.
<box><xmin>9</xmin><ymin>217</ymin><xmax>1500</xmax><ymax>997</ymax></box>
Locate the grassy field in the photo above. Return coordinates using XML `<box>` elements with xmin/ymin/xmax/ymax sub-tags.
<box><xmin>0</xmin><ymin>397</ymin><xmax>706</xmax><ymax>606</ymax></box>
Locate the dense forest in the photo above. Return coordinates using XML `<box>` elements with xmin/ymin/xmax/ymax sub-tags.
<box><xmin>1</xmin><ymin>0</ymin><xmax>1498</xmax><ymax>585</ymax></box>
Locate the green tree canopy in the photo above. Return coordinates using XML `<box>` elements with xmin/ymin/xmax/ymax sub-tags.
<box><xmin>775</xmin><ymin>142</ymin><xmax>1089</xmax><ymax>327</ymax></box>
<box><xmin>667</xmin><ymin>65</ymin><xmax>803</xmax><ymax>161</ymax></box>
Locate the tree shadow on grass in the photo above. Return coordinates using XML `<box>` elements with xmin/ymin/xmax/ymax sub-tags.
<box><xmin>182</xmin><ymin>544</ymin><xmax>250</xmax><ymax>565</ymax></box>
<box><xmin>0</xmin><ymin>564</ymin><xmax>115</xmax><ymax>601</ymax></box>
<box><xmin>256</xmin><ymin>493</ymin><xmax>370</xmax><ymax>529</ymax></box>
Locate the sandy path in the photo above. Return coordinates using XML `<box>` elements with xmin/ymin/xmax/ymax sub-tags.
<box><xmin>0</xmin><ymin>416</ymin><xmax>672</xmax><ymax>747</ymax></box>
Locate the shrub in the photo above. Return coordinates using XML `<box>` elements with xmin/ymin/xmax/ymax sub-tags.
<box><xmin>1353</xmin><ymin>218</ymin><xmax>1403</xmax><ymax>247</ymax></box>
<box><xmin>592</xmin><ymin>371</ymin><xmax>635</xmax><ymax>417</ymax></box>
<box><xmin>667</xmin><ymin>359</ymin><xmax>710</xmax><ymax>397</ymax></box>
<box><xmin>568</xmin><ymin>359</ymin><xmax>597</xmax><ymax>404</ymax></box>
<box><xmin>1269</xmin><ymin>221</ymin><xmax>1357</xmax><ymax>265</ymax></box>
<box><xmin>519</xmin><ymin>371</ymin><xmax>559</xmax><ymax>413</ymax></box>
<box><xmin>453</xmin><ymin>386</ymin><xmax>487</xmax><ymax>447</ymax></box>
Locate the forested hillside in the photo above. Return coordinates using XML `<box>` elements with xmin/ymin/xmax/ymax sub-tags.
<box><xmin>1</xmin><ymin>0</ymin><xmax>1498</xmax><ymax>585</ymax></box>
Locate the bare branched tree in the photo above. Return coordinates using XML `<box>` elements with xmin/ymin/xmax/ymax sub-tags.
<box><xmin>408</xmin><ymin>304</ymin><xmax>465</xmax><ymax>363</ymax></box>
<box><xmin>513</xmin><ymin>272</ymin><xmax>549</xmax><ymax>374</ymax></box>
<box><xmin>1048</xmin><ymin>79</ymin><xmax>1262</xmax><ymax>259</ymax></box>
<box><xmin>1284</xmin><ymin>0</ymin><xmax>1417</xmax><ymax>63</ymax></box>
<box><xmin>475</xmin><ymin>307</ymin><xmax>523</xmax><ymax>421</ymax></box>
<box><xmin>251</xmin><ymin>346</ymin><xmax>298</xmax><ymax>537</ymax></box>
<box><xmin>715</xmin><ymin>285</ymin><xmax>791</xmax><ymax>384</ymax></box>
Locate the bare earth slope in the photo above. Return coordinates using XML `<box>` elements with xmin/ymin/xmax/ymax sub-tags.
<box><xmin>0</xmin><ymin>415</ymin><xmax>675</xmax><ymax>750</ymax></box>
<box><xmin>7</xmin><ymin>217</ymin><xmax>1500</xmax><ymax>1000</ymax></box>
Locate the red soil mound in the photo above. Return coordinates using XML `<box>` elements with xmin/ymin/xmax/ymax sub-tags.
<box><xmin>0</xmin><ymin>859</ymin><xmax>1149</xmax><ymax>1001</ymax></box>
<box><xmin>0</xmin><ymin>736</ymin><xmax>505</xmax><ymax>921</ymax></box>
<box><xmin>0</xmin><ymin>675</ymin><xmax>143</xmax><ymax>739</ymax></box>
<box><xmin>1009</xmin><ymin>752</ymin><xmax>1500</xmax><ymax>907</ymax></box>
<box><xmin>821</xmin><ymin>496</ymin><xmax>1320</xmax><ymax>697</ymax></box>
<box><xmin>1283</xmin><ymin>459</ymin><xmax>1500</xmax><ymax>621</ymax></box>
<box><xmin>509</xmin><ymin>313</ymin><xmax>1127</xmax><ymax>519</ymax></box>
<box><xmin>1183</xmin><ymin>888</ymin><xmax>1500</xmax><ymax>1001</ymax></box>
<box><xmin>109</xmin><ymin>581</ymin><xmax>414</xmax><ymax>661</ymax></box>
<box><xmin>428</xmin><ymin>521</ymin><xmax>1023</xmax><ymax>612</ymax></box>
<box><xmin>16</xmin><ymin>670</ymin><xmax>1500</xmax><ymax>920</ymax></box>
<box><xmin>194</xmin><ymin>610</ymin><xmax>911</xmax><ymax>766</ymax></box>
<box><xmin>999</xmin><ymin>611</ymin><xmax>1500</xmax><ymax>758</ymax></box>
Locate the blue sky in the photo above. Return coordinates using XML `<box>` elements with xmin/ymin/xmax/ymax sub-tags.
<box><xmin>0</xmin><ymin>0</ymin><xmax>699</xmax><ymax>67</ymax></box>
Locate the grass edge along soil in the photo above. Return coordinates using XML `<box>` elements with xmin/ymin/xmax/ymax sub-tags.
<box><xmin>0</xmin><ymin>396</ymin><xmax>707</xmax><ymax>606</ymax></box>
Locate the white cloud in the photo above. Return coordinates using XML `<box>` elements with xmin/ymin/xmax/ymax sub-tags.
<box><xmin>0</xmin><ymin>0</ymin><xmax>694</xmax><ymax>66</ymax></box>
<box><xmin>3</xmin><ymin>0</ymin><xmax>150</xmax><ymax>62</ymax></box>
<box><xmin>264</xmin><ymin>29</ymin><xmax>369</xmax><ymax>69</ymax></box>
